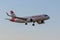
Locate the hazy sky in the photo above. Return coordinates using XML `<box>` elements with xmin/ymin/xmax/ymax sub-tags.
<box><xmin>0</xmin><ymin>0</ymin><xmax>60</xmax><ymax>40</ymax></box>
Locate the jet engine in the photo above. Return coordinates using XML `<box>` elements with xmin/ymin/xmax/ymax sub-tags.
<box><xmin>27</xmin><ymin>18</ymin><xmax>33</xmax><ymax>22</ymax></box>
<box><xmin>37</xmin><ymin>20</ymin><xmax>44</xmax><ymax>24</ymax></box>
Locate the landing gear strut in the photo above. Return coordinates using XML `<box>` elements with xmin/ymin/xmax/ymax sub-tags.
<box><xmin>32</xmin><ymin>23</ymin><xmax>35</xmax><ymax>26</ymax></box>
<box><xmin>25</xmin><ymin>23</ymin><xmax>27</xmax><ymax>25</ymax></box>
<box><xmin>32</xmin><ymin>22</ymin><xmax>35</xmax><ymax>26</ymax></box>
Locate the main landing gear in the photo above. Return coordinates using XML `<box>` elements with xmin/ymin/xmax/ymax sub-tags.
<box><xmin>32</xmin><ymin>22</ymin><xmax>35</xmax><ymax>26</ymax></box>
<box><xmin>32</xmin><ymin>23</ymin><xmax>35</xmax><ymax>26</ymax></box>
<box><xmin>25</xmin><ymin>23</ymin><xmax>27</xmax><ymax>25</ymax></box>
<box><xmin>25</xmin><ymin>22</ymin><xmax>35</xmax><ymax>26</ymax></box>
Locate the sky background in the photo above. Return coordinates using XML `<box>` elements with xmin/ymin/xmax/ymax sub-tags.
<box><xmin>0</xmin><ymin>0</ymin><xmax>60</xmax><ymax>40</ymax></box>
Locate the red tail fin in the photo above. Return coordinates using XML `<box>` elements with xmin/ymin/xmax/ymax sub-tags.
<box><xmin>10</xmin><ymin>10</ymin><xmax>16</xmax><ymax>21</ymax></box>
<box><xmin>10</xmin><ymin>10</ymin><xmax>16</xmax><ymax>16</ymax></box>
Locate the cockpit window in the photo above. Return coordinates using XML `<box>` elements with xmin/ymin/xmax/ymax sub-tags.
<box><xmin>44</xmin><ymin>15</ymin><xmax>48</xmax><ymax>16</ymax></box>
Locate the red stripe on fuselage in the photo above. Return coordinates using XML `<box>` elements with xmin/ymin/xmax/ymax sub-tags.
<box><xmin>32</xmin><ymin>15</ymin><xmax>41</xmax><ymax>18</ymax></box>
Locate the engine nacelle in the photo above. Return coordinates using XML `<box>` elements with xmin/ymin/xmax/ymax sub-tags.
<box><xmin>37</xmin><ymin>20</ymin><xmax>44</xmax><ymax>24</ymax></box>
<box><xmin>27</xmin><ymin>18</ymin><xmax>33</xmax><ymax>22</ymax></box>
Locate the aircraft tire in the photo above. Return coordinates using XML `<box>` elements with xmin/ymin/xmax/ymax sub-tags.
<box><xmin>25</xmin><ymin>23</ymin><xmax>27</xmax><ymax>25</ymax></box>
<box><xmin>32</xmin><ymin>24</ymin><xmax>35</xmax><ymax>26</ymax></box>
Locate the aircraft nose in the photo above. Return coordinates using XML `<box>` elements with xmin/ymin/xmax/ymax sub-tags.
<box><xmin>48</xmin><ymin>16</ymin><xmax>50</xmax><ymax>19</ymax></box>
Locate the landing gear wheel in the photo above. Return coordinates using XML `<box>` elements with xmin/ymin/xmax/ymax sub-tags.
<box><xmin>32</xmin><ymin>22</ymin><xmax>35</xmax><ymax>26</ymax></box>
<box><xmin>25</xmin><ymin>23</ymin><xmax>27</xmax><ymax>25</ymax></box>
<box><xmin>32</xmin><ymin>24</ymin><xmax>35</xmax><ymax>26</ymax></box>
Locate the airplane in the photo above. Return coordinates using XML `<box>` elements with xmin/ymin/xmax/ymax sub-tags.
<box><xmin>6</xmin><ymin>10</ymin><xmax>50</xmax><ymax>26</ymax></box>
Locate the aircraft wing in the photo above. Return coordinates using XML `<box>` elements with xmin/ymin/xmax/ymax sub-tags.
<box><xmin>14</xmin><ymin>16</ymin><xmax>27</xmax><ymax>20</ymax></box>
<box><xmin>6</xmin><ymin>12</ymin><xmax>27</xmax><ymax>20</ymax></box>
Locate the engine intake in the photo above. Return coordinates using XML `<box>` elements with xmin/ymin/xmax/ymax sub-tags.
<box><xmin>37</xmin><ymin>20</ymin><xmax>44</xmax><ymax>24</ymax></box>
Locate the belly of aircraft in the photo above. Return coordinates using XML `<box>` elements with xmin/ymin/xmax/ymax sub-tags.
<box><xmin>15</xmin><ymin>19</ymin><xmax>26</xmax><ymax>23</ymax></box>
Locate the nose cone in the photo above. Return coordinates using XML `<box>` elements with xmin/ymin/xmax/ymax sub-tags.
<box><xmin>48</xmin><ymin>16</ymin><xmax>50</xmax><ymax>19</ymax></box>
<box><xmin>43</xmin><ymin>14</ymin><xmax>50</xmax><ymax>20</ymax></box>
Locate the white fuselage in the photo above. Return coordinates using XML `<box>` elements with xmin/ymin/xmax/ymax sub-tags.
<box><xmin>6</xmin><ymin>10</ymin><xmax>50</xmax><ymax>26</ymax></box>
<box><xmin>14</xmin><ymin>14</ymin><xmax>50</xmax><ymax>23</ymax></box>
